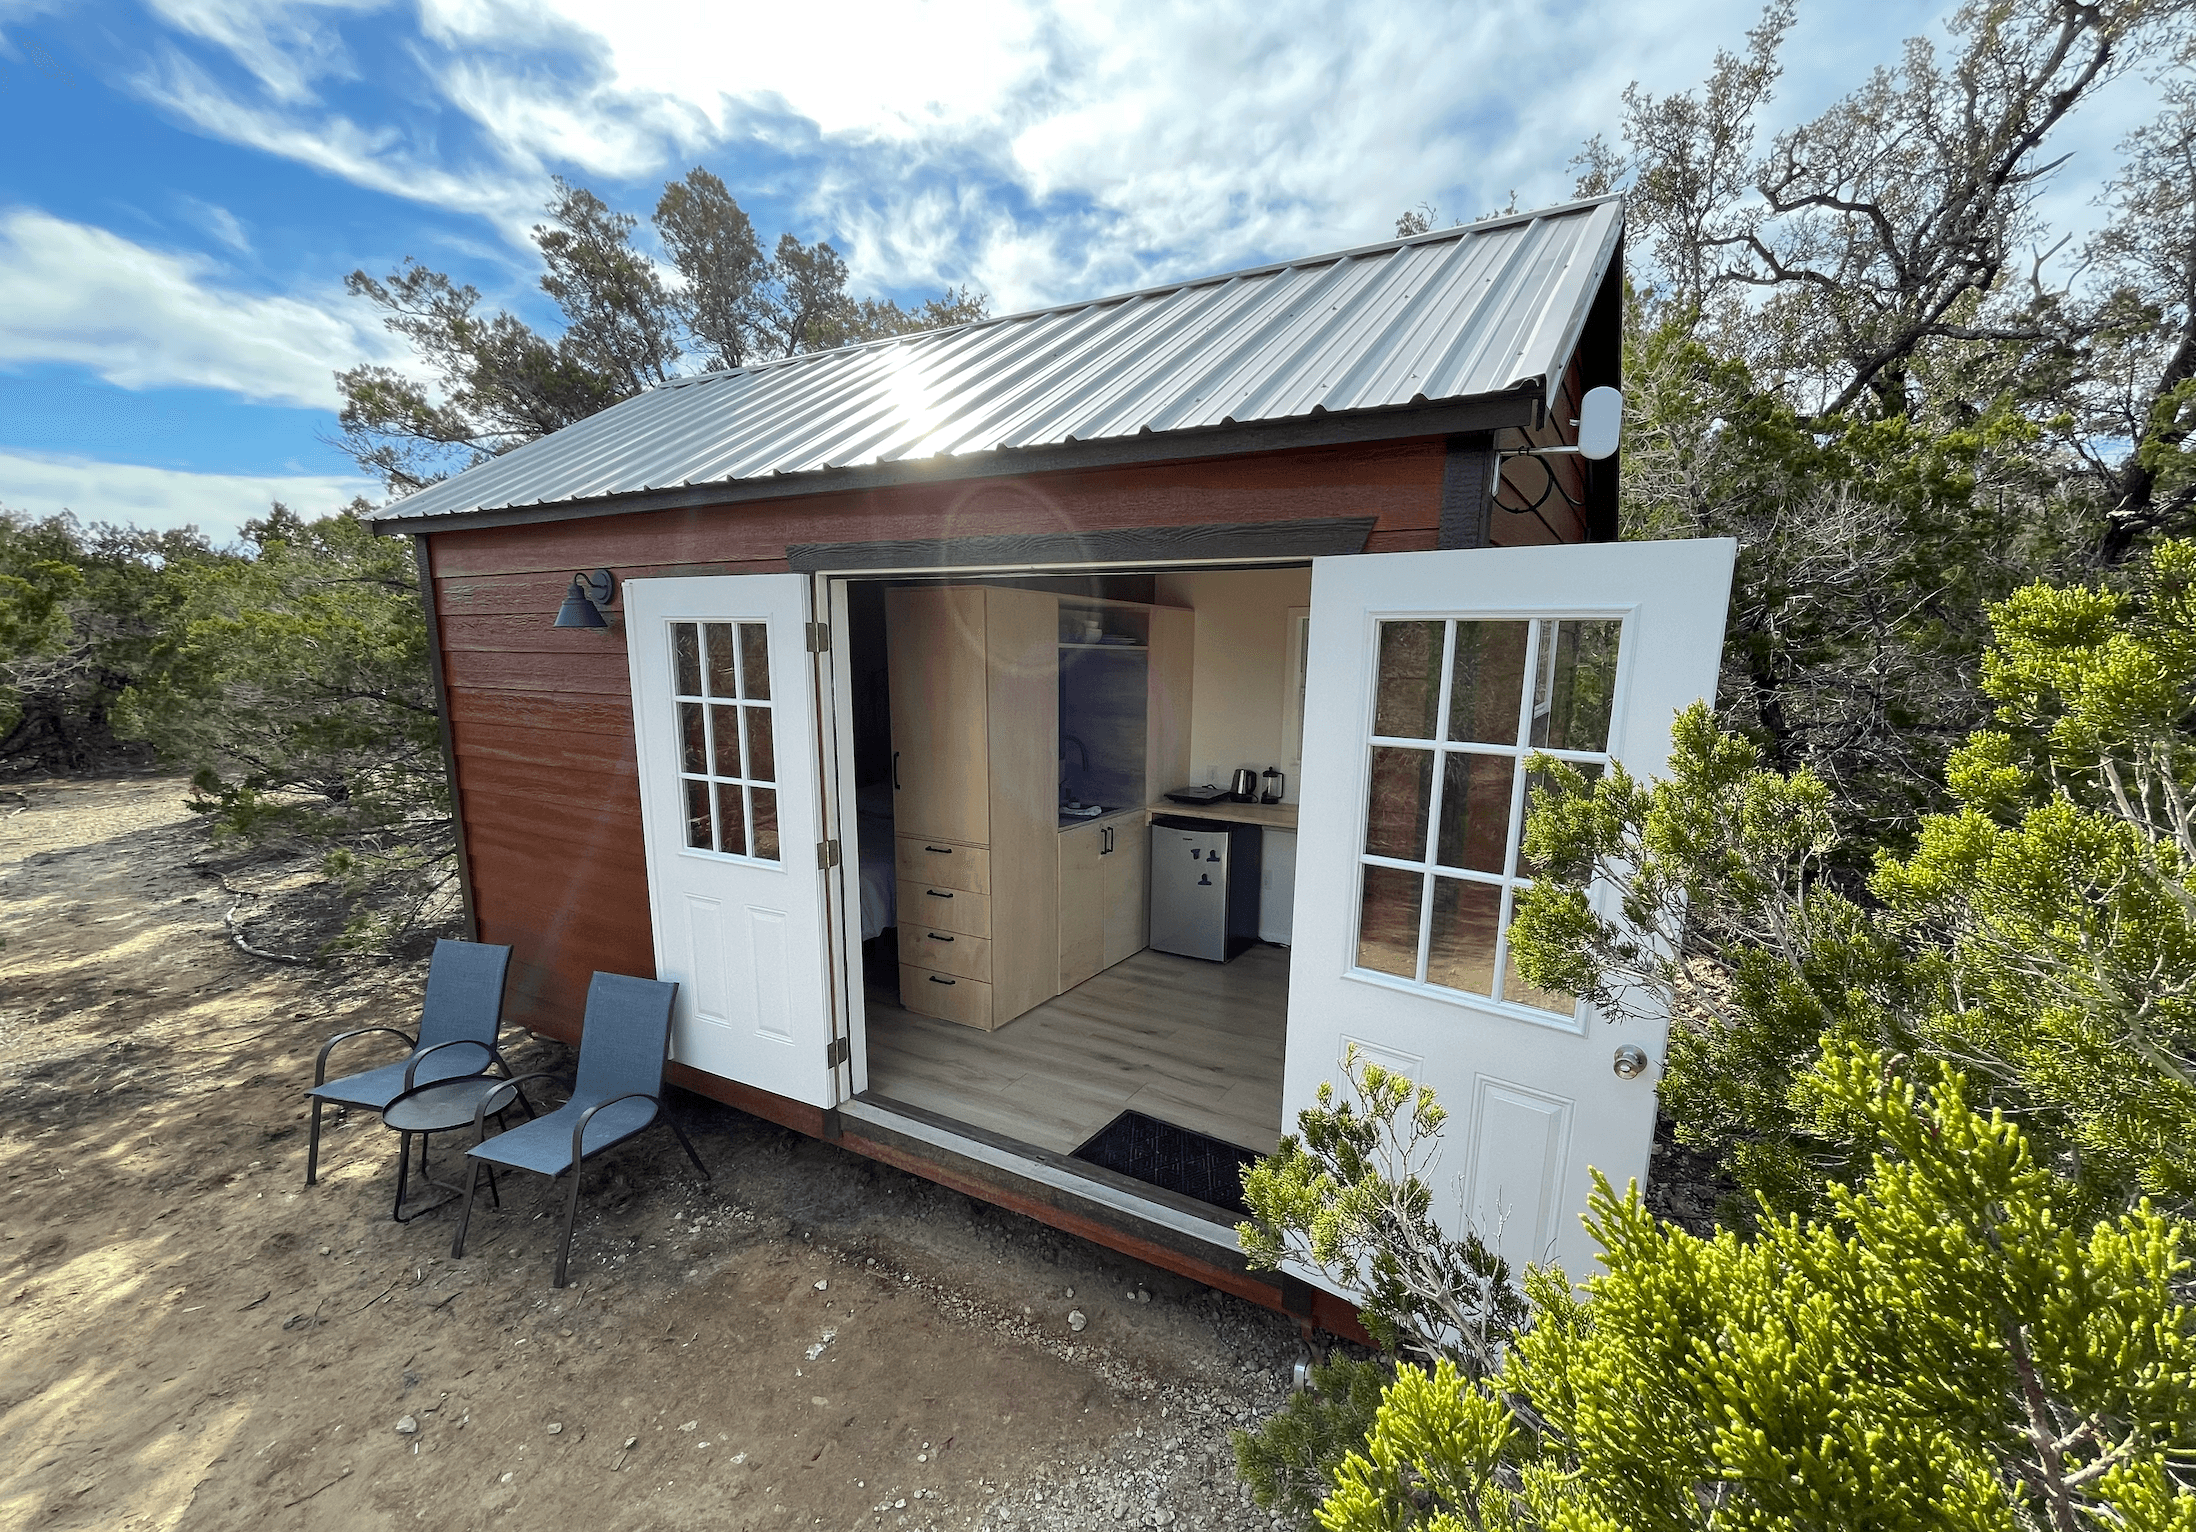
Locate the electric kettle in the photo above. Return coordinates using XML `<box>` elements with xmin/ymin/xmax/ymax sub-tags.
<box><xmin>1229</xmin><ymin>768</ymin><xmax>1259</xmax><ymax>802</ymax></box>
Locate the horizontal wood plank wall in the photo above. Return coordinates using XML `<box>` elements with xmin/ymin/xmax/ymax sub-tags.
<box><xmin>431</xmin><ymin>438</ymin><xmax>1450</xmax><ymax>1041</ymax></box>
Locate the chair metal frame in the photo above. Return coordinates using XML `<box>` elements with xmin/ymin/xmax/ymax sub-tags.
<box><xmin>303</xmin><ymin>939</ymin><xmax>524</xmax><ymax>1189</ymax></box>
<box><xmin>449</xmin><ymin>974</ymin><xmax>708</xmax><ymax>1287</ymax></box>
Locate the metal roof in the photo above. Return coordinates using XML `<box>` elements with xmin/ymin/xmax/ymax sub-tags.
<box><xmin>373</xmin><ymin>195</ymin><xmax>1623</xmax><ymax>531</ymax></box>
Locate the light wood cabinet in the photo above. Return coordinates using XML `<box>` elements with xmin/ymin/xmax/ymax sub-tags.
<box><xmin>1102</xmin><ymin>822</ymin><xmax>1148</xmax><ymax>969</ymax></box>
<box><xmin>887</xmin><ymin>586</ymin><xmax>1058</xmax><ymax>1029</ymax></box>
<box><xmin>890</xmin><ymin>584</ymin><xmax>1189</xmax><ymax>1026</ymax></box>
<box><xmin>898</xmin><ymin>965</ymin><xmax>991</xmax><ymax>1029</ymax></box>
<box><xmin>894</xmin><ymin>836</ymin><xmax>989</xmax><ymax>894</ymax></box>
<box><xmin>1061</xmin><ymin>818</ymin><xmax>1149</xmax><ymax>991</ymax></box>
<box><xmin>886</xmin><ymin>587</ymin><xmax>990</xmax><ymax>847</ymax></box>
<box><xmin>896</xmin><ymin>924</ymin><xmax>991</xmax><ymax>982</ymax></box>
<box><xmin>1059</xmin><ymin>822</ymin><xmax>1106</xmax><ymax>990</ymax></box>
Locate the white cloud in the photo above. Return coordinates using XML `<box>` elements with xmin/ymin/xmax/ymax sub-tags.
<box><xmin>117</xmin><ymin>0</ymin><xmax>2170</xmax><ymax>316</ymax></box>
<box><xmin>133</xmin><ymin>45</ymin><xmax>540</xmax><ymax>229</ymax></box>
<box><xmin>418</xmin><ymin>0</ymin><xmax>1048</xmax><ymax>141</ymax></box>
<box><xmin>0</xmin><ymin>450</ymin><xmax>376</xmax><ymax>543</ymax></box>
<box><xmin>142</xmin><ymin>0</ymin><xmax>385</xmax><ymax>104</ymax></box>
<box><xmin>176</xmin><ymin>195</ymin><xmax>252</xmax><ymax>254</ymax></box>
<box><xmin>0</xmin><ymin>207</ymin><xmax>399</xmax><ymax>409</ymax></box>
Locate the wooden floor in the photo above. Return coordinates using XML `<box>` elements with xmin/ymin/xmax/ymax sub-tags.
<box><xmin>861</xmin><ymin>945</ymin><xmax>1289</xmax><ymax>1157</ymax></box>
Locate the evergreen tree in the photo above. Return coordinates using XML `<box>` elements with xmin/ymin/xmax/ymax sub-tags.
<box><xmin>1312</xmin><ymin>1050</ymin><xmax>2196</xmax><ymax>1532</ymax></box>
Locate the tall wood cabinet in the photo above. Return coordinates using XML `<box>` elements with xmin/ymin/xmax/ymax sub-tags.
<box><xmin>889</xmin><ymin>584</ymin><xmax>1192</xmax><ymax>1030</ymax></box>
<box><xmin>887</xmin><ymin>586</ymin><xmax>1059</xmax><ymax>1030</ymax></box>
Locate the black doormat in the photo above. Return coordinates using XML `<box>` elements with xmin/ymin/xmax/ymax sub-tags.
<box><xmin>1070</xmin><ymin>1110</ymin><xmax>1260</xmax><ymax>1218</ymax></box>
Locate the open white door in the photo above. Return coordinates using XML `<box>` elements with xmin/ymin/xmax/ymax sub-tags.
<box><xmin>1287</xmin><ymin>539</ymin><xmax>1735</xmax><ymax>1279</ymax></box>
<box><xmin>627</xmin><ymin>575</ymin><xmax>837</xmax><ymax>1108</ymax></box>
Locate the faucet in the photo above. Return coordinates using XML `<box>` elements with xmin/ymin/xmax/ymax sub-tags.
<box><xmin>1060</xmin><ymin>734</ymin><xmax>1091</xmax><ymax>805</ymax></box>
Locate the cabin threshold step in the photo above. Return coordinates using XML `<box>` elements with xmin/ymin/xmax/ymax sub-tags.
<box><xmin>835</xmin><ymin>1094</ymin><xmax>1245</xmax><ymax>1258</ymax></box>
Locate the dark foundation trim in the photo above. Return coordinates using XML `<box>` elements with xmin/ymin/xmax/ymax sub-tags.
<box><xmin>787</xmin><ymin>516</ymin><xmax>1377</xmax><ymax>573</ymax></box>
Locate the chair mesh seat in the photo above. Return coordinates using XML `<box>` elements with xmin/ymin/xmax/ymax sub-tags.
<box><xmin>308</xmin><ymin>1049</ymin><xmax>488</xmax><ymax>1110</ymax></box>
<box><xmin>468</xmin><ymin>1097</ymin><xmax>660</xmax><ymax>1175</ymax></box>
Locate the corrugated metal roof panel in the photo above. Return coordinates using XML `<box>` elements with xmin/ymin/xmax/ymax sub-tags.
<box><xmin>376</xmin><ymin>196</ymin><xmax>1622</xmax><ymax>527</ymax></box>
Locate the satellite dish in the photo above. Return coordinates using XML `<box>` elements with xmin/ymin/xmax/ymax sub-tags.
<box><xmin>1576</xmin><ymin>386</ymin><xmax>1623</xmax><ymax>460</ymax></box>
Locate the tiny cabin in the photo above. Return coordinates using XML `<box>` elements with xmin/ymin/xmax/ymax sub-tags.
<box><xmin>374</xmin><ymin>195</ymin><xmax>1735</xmax><ymax>1335</ymax></box>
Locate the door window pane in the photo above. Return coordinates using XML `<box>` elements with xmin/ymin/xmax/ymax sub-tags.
<box><xmin>1436</xmin><ymin>752</ymin><xmax>1514</xmax><ymax>873</ymax></box>
<box><xmin>1425</xmin><ymin>877</ymin><xmax>1501</xmax><ymax>996</ymax></box>
<box><xmin>1349</xmin><ymin>612</ymin><xmax>1616</xmax><ymax>1021</ymax></box>
<box><xmin>1447</xmin><ymin>621</ymin><xmax>1529</xmax><ymax>744</ymax></box>
<box><xmin>744</xmin><ymin>706</ymin><xmax>776</xmax><ymax>783</ymax></box>
<box><xmin>1365</xmin><ymin>746</ymin><xmax>1434</xmax><ymax>860</ymax></box>
<box><xmin>679</xmin><ymin>702</ymin><xmax>706</xmax><ymax>774</ymax></box>
<box><xmin>668</xmin><ymin>618</ymin><xmax>779</xmax><ymax>863</ymax></box>
<box><xmin>684</xmin><ymin>778</ymin><xmax>712</xmax><ymax>850</ymax></box>
<box><xmin>1533</xmin><ymin>619</ymin><xmax>1621</xmax><ymax>751</ymax></box>
<box><xmin>715</xmin><ymin>782</ymin><xmax>747</xmax><ymax>857</ymax></box>
<box><xmin>673</xmin><ymin>623</ymin><xmax>702</xmax><ymax>697</ymax></box>
<box><xmin>739</xmin><ymin>623</ymin><xmax>771</xmax><ymax>700</ymax></box>
<box><xmin>750</xmin><ymin>787</ymin><xmax>780</xmax><ymax>861</ymax></box>
<box><xmin>704</xmin><ymin>622</ymin><xmax>739</xmax><ymax>698</ymax></box>
<box><xmin>1373</xmin><ymin>621</ymin><xmax>1443</xmax><ymax>738</ymax></box>
<box><xmin>710</xmin><ymin>704</ymin><xmax>741</xmax><ymax>777</ymax></box>
<box><xmin>1503</xmin><ymin>936</ymin><xmax>1575</xmax><ymax>1017</ymax></box>
<box><xmin>1356</xmin><ymin>865</ymin><xmax>1424</xmax><ymax>979</ymax></box>
<box><xmin>1518</xmin><ymin>762</ymin><xmax>1601</xmax><ymax>877</ymax></box>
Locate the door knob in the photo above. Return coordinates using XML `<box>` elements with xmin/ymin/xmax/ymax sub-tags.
<box><xmin>1612</xmin><ymin>1044</ymin><xmax>1650</xmax><ymax>1079</ymax></box>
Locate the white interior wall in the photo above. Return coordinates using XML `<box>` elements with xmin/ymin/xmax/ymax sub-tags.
<box><xmin>1154</xmin><ymin>566</ymin><xmax>1313</xmax><ymax>800</ymax></box>
<box><xmin>1156</xmin><ymin>565</ymin><xmax>1312</xmax><ymax>947</ymax></box>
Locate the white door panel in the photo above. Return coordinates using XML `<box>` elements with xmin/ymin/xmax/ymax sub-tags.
<box><xmin>627</xmin><ymin>575</ymin><xmax>836</xmax><ymax>1107</ymax></box>
<box><xmin>1287</xmin><ymin>539</ymin><xmax>1735</xmax><ymax>1280</ymax></box>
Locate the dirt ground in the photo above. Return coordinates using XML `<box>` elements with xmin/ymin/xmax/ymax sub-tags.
<box><xmin>0</xmin><ymin>777</ymin><xmax>1312</xmax><ymax>1532</ymax></box>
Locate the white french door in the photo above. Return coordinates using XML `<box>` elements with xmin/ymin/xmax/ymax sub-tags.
<box><xmin>626</xmin><ymin>575</ymin><xmax>838</xmax><ymax>1107</ymax></box>
<box><xmin>1287</xmin><ymin>539</ymin><xmax>1735</xmax><ymax>1279</ymax></box>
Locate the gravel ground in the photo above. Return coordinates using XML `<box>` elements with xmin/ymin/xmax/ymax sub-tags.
<box><xmin>3</xmin><ymin>774</ymin><xmax>1324</xmax><ymax>1531</ymax></box>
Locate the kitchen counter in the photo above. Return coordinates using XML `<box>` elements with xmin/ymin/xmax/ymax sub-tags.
<box><xmin>1056</xmin><ymin>804</ymin><xmax>1149</xmax><ymax>832</ymax></box>
<box><xmin>1058</xmin><ymin>800</ymin><xmax>1298</xmax><ymax>832</ymax></box>
<box><xmin>1159</xmin><ymin>800</ymin><xmax>1298</xmax><ymax>831</ymax></box>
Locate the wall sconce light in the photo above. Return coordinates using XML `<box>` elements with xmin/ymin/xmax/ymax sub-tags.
<box><xmin>553</xmin><ymin>569</ymin><xmax>617</xmax><ymax>629</ymax></box>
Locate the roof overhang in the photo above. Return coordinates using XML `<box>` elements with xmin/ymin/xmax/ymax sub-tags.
<box><xmin>372</xmin><ymin>385</ymin><xmax>1542</xmax><ymax>538</ymax></box>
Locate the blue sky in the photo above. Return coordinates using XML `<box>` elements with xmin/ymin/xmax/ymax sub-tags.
<box><xmin>0</xmin><ymin>0</ymin><xmax>2169</xmax><ymax>544</ymax></box>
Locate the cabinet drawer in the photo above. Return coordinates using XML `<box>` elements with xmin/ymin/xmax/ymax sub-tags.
<box><xmin>896</xmin><ymin>879</ymin><xmax>990</xmax><ymax>938</ymax></box>
<box><xmin>897</xmin><ymin>925</ymin><xmax>992</xmax><ymax>983</ymax></box>
<box><xmin>899</xmin><ymin>964</ymin><xmax>994</xmax><ymax>1030</ymax></box>
<box><xmin>894</xmin><ymin>836</ymin><xmax>990</xmax><ymax>894</ymax></box>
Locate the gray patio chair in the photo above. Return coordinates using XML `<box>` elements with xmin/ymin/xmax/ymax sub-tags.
<box><xmin>305</xmin><ymin>938</ymin><xmax>518</xmax><ymax>1188</ymax></box>
<box><xmin>450</xmin><ymin>971</ymin><xmax>708</xmax><ymax>1287</ymax></box>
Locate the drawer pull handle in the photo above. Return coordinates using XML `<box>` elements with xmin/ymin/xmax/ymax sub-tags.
<box><xmin>928</xmin><ymin>975</ymin><xmax>956</xmax><ymax>986</ymax></box>
<box><xmin>923</xmin><ymin>844</ymin><xmax>953</xmax><ymax>854</ymax></box>
<box><xmin>925</xmin><ymin>889</ymin><xmax>953</xmax><ymax>899</ymax></box>
<box><xmin>927</xmin><ymin>933</ymin><xmax>955</xmax><ymax>943</ymax></box>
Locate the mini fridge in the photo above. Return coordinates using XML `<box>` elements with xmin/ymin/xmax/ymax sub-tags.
<box><xmin>1148</xmin><ymin>814</ymin><xmax>1262</xmax><ymax>962</ymax></box>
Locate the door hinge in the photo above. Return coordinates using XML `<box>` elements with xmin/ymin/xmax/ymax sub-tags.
<box><xmin>806</xmin><ymin>621</ymin><xmax>831</xmax><ymax>653</ymax></box>
<box><xmin>827</xmin><ymin>1035</ymin><xmax>850</xmax><ymax>1068</ymax></box>
<box><xmin>817</xmin><ymin>838</ymin><xmax>841</xmax><ymax>869</ymax></box>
